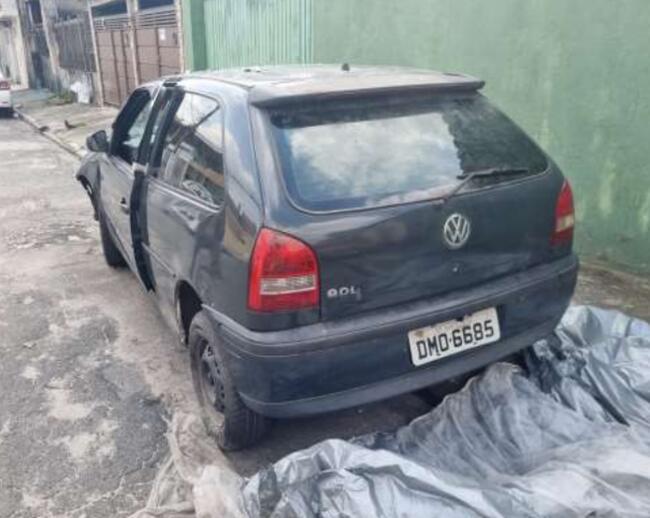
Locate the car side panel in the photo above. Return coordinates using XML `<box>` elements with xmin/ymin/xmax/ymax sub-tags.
<box><xmin>144</xmin><ymin>178</ymin><xmax>222</xmax><ymax>317</ymax></box>
<box><xmin>139</xmin><ymin>81</ymin><xmax>264</xmax><ymax>327</ymax></box>
<box><xmin>99</xmin><ymin>155</ymin><xmax>137</xmax><ymax>267</ymax></box>
<box><xmin>144</xmin><ymin>178</ymin><xmax>261</xmax><ymax>323</ymax></box>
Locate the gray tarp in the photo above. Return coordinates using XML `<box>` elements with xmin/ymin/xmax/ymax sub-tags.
<box><xmin>132</xmin><ymin>306</ymin><xmax>650</xmax><ymax>517</ymax></box>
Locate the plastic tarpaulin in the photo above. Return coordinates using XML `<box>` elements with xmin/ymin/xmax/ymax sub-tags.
<box><xmin>131</xmin><ymin>306</ymin><xmax>650</xmax><ymax>517</ymax></box>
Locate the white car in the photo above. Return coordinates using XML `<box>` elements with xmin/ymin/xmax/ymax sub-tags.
<box><xmin>0</xmin><ymin>72</ymin><xmax>13</xmax><ymax>116</ymax></box>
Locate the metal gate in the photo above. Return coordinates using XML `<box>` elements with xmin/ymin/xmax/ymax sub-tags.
<box><xmin>52</xmin><ymin>15</ymin><xmax>96</xmax><ymax>74</ymax></box>
<box><xmin>94</xmin><ymin>14</ymin><xmax>134</xmax><ymax>106</ymax></box>
<box><xmin>134</xmin><ymin>7</ymin><xmax>180</xmax><ymax>83</ymax></box>
<box><xmin>93</xmin><ymin>6</ymin><xmax>180</xmax><ymax>107</ymax></box>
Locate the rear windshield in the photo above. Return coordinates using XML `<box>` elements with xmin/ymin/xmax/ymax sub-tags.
<box><xmin>267</xmin><ymin>94</ymin><xmax>548</xmax><ymax>212</ymax></box>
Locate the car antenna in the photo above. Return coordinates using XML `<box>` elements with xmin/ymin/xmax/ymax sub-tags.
<box><xmin>341</xmin><ymin>63</ymin><xmax>350</xmax><ymax>72</ymax></box>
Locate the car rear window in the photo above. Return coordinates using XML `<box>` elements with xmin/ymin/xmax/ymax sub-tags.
<box><xmin>267</xmin><ymin>94</ymin><xmax>548</xmax><ymax>212</ymax></box>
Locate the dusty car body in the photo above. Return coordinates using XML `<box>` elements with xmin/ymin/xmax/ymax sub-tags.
<box><xmin>76</xmin><ymin>65</ymin><xmax>578</xmax><ymax>449</ymax></box>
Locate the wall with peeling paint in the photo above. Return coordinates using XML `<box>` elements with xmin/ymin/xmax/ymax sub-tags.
<box><xmin>312</xmin><ymin>0</ymin><xmax>650</xmax><ymax>273</ymax></box>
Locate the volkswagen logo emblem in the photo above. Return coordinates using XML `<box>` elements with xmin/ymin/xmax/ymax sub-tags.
<box><xmin>443</xmin><ymin>213</ymin><xmax>471</xmax><ymax>249</ymax></box>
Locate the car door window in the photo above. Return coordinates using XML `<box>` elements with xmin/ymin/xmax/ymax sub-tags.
<box><xmin>111</xmin><ymin>89</ymin><xmax>154</xmax><ymax>165</ymax></box>
<box><xmin>158</xmin><ymin>93</ymin><xmax>225</xmax><ymax>207</ymax></box>
<box><xmin>124</xmin><ymin>101</ymin><xmax>152</xmax><ymax>151</ymax></box>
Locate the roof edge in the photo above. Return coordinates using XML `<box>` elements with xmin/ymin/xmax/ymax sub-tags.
<box><xmin>249</xmin><ymin>74</ymin><xmax>485</xmax><ymax>108</ymax></box>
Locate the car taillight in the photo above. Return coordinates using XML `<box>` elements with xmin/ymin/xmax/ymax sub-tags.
<box><xmin>0</xmin><ymin>81</ymin><xmax>10</xmax><ymax>90</ymax></box>
<box><xmin>248</xmin><ymin>228</ymin><xmax>319</xmax><ymax>312</ymax></box>
<box><xmin>551</xmin><ymin>180</ymin><xmax>575</xmax><ymax>245</ymax></box>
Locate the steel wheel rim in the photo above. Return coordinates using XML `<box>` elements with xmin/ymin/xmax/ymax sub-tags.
<box><xmin>199</xmin><ymin>339</ymin><xmax>226</xmax><ymax>413</ymax></box>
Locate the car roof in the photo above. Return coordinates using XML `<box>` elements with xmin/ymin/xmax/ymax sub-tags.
<box><xmin>180</xmin><ymin>64</ymin><xmax>484</xmax><ymax>107</ymax></box>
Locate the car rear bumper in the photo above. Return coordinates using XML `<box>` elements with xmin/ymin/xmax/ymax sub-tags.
<box><xmin>205</xmin><ymin>254</ymin><xmax>579</xmax><ymax>418</ymax></box>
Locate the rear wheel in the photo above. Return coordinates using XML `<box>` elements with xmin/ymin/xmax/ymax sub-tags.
<box><xmin>189</xmin><ymin>311</ymin><xmax>267</xmax><ymax>450</ymax></box>
<box><xmin>98</xmin><ymin>204</ymin><xmax>127</xmax><ymax>267</ymax></box>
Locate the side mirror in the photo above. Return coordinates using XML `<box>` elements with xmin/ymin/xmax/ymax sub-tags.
<box><xmin>86</xmin><ymin>130</ymin><xmax>109</xmax><ymax>153</ymax></box>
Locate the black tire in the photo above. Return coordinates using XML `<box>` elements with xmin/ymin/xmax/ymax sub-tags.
<box><xmin>189</xmin><ymin>310</ymin><xmax>267</xmax><ymax>450</ymax></box>
<box><xmin>98</xmin><ymin>204</ymin><xmax>127</xmax><ymax>267</ymax></box>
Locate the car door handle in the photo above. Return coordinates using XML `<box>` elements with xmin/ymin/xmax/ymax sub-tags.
<box><xmin>119</xmin><ymin>197</ymin><xmax>130</xmax><ymax>214</ymax></box>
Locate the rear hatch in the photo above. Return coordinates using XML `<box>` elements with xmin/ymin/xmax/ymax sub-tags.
<box><xmin>263</xmin><ymin>92</ymin><xmax>566</xmax><ymax>320</ymax></box>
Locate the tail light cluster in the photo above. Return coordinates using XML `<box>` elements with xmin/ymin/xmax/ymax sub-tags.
<box><xmin>248</xmin><ymin>228</ymin><xmax>319</xmax><ymax>312</ymax></box>
<box><xmin>0</xmin><ymin>80</ymin><xmax>10</xmax><ymax>90</ymax></box>
<box><xmin>551</xmin><ymin>180</ymin><xmax>575</xmax><ymax>245</ymax></box>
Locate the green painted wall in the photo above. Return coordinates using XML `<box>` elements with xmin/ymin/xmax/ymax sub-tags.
<box><xmin>313</xmin><ymin>0</ymin><xmax>650</xmax><ymax>274</ymax></box>
<box><xmin>198</xmin><ymin>0</ymin><xmax>313</xmax><ymax>70</ymax></box>
<box><xmin>182</xmin><ymin>0</ymin><xmax>207</xmax><ymax>71</ymax></box>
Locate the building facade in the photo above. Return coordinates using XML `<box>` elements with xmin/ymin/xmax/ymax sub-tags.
<box><xmin>90</xmin><ymin>0</ymin><xmax>183</xmax><ymax>106</ymax></box>
<box><xmin>0</xmin><ymin>0</ymin><xmax>29</xmax><ymax>87</ymax></box>
<box><xmin>0</xmin><ymin>0</ymin><xmax>183</xmax><ymax>104</ymax></box>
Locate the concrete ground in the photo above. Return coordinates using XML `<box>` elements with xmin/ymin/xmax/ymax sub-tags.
<box><xmin>12</xmin><ymin>89</ymin><xmax>117</xmax><ymax>158</ymax></box>
<box><xmin>1</xmin><ymin>113</ymin><xmax>649</xmax><ymax>517</ymax></box>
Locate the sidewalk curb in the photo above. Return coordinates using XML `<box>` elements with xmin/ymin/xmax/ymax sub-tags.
<box><xmin>14</xmin><ymin>107</ymin><xmax>84</xmax><ymax>160</ymax></box>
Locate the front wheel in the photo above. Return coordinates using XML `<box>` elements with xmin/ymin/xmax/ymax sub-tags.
<box><xmin>97</xmin><ymin>204</ymin><xmax>127</xmax><ymax>268</ymax></box>
<box><xmin>189</xmin><ymin>311</ymin><xmax>268</xmax><ymax>450</ymax></box>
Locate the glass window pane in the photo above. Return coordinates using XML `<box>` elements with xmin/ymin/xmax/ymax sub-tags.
<box><xmin>124</xmin><ymin>99</ymin><xmax>152</xmax><ymax>149</ymax></box>
<box><xmin>158</xmin><ymin>93</ymin><xmax>224</xmax><ymax>207</ymax></box>
<box><xmin>115</xmin><ymin>90</ymin><xmax>153</xmax><ymax>164</ymax></box>
<box><xmin>268</xmin><ymin>95</ymin><xmax>548</xmax><ymax>212</ymax></box>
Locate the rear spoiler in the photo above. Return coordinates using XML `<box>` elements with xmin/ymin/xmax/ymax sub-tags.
<box><xmin>249</xmin><ymin>72</ymin><xmax>485</xmax><ymax>108</ymax></box>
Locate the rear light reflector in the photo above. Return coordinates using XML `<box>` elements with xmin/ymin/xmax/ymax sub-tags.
<box><xmin>248</xmin><ymin>228</ymin><xmax>319</xmax><ymax>312</ymax></box>
<box><xmin>0</xmin><ymin>80</ymin><xmax>10</xmax><ymax>90</ymax></box>
<box><xmin>551</xmin><ymin>180</ymin><xmax>575</xmax><ymax>245</ymax></box>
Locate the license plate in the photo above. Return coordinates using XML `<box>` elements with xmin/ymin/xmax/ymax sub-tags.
<box><xmin>408</xmin><ymin>307</ymin><xmax>501</xmax><ymax>367</ymax></box>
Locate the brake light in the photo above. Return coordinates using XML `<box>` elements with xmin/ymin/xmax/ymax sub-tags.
<box><xmin>551</xmin><ymin>180</ymin><xmax>575</xmax><ymax>245</ymax></box>
<box><xmin>248</xmin><ymin>228</ymin><xmax>319</xmax><ymax>312</ymax></box>
<box><xmin>0</xmin><ymin>80</ymin><xmax>10</xmax><ymax>90</ymax></box>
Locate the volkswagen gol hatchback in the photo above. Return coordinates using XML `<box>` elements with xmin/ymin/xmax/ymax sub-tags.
<box><xmin>77</xmin><ymin>66</ymin><xmax>578</xmax><ymax>450</ymax></box>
